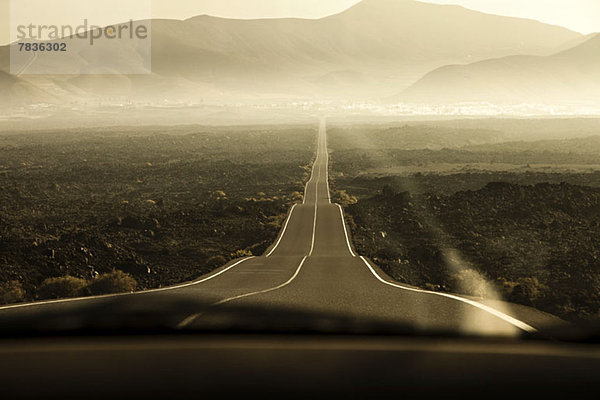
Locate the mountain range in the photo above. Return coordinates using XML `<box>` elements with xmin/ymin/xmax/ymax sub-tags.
<box><xmin>0</xmin><ymin>0</ymin><xmax>593</xmax><ymax>106</ymax></box>
<box><xmin>399</xmin><ymin>33</ymin><xmax>600</xmax><ymax>104</ymax></box>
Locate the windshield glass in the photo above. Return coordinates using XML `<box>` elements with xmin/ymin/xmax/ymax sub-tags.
<box><xmin>1</xmin><ymin>0</ymin><xmax>600</xmax><ymax>340</ymax></box>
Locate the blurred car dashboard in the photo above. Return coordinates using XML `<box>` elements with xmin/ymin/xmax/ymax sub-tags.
<box><xmin>2</xmin><ymin>333</ymin><xmax>600</xmax><ymax>399</ymax></box>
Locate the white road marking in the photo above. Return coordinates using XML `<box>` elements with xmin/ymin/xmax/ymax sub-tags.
<box><xmin>302</xmin><ymin>127</ymin><xmax>321</xmax><ymax>205</ymax></box>
<box><xmin>336</xmin><ymin>204</ymin><xmax>356</xmax><ymax>257</ymax></box>
<box><xmin>324</xmin><ymin>131</ymin><xmax>331</xmax><ymax>204</ymax></box>
<box><xmin>265</xmin><ymin>204</ymin><xmax>298</xmax><ymax>257</ymax></box>
<box><xmin>359</xmin><ymin>256</ymin><xmax>538</xmax><ymax>333</ymax></box>
<box><xmin>309</xmin><ymin>199</ymin><xmax>318</xmax><ymax>256</ymax></box>
<box><xmin>214</xmin><ymin>256</ymin><xmax>308</xmax><ymax>306</ymax></box>
<box><xmin>302</xmin><ymin>169</ymin><xmax>313</xmax><ymax>205</ymax></box>
<box><xmin>308</xmin><ymin>157</ymin><xmax>320</xmax><ymax>256</ymax></box>
<box><xmin>321</xmin><ymin>119</ymin><xmax>356</xmax><ymax>257</ymax></box>
<box><xmin>177</xmin><ymin>256</ymin><xmax>309</xmax><ymax>328</ymax></box>
<box><xmin>0</xmin><ymin>257</ymin><xmax>255</xmax><ymax>311</ymax></box>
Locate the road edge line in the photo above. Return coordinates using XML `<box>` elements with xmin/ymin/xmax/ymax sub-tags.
<box><xmin>265</xmin><ymin>204</ymin><xmax>298</xmax><ymax>257</ymax></box>
<box><xmin>0</xmin><ymin>257</ymin><xmax>256</xmax><ymax>311</ymax></box>
<box><xmin>336</xmin><ymin>204</ymin><xmax>356</xmax><ymax>257</ymax></box>
<box><xmin>359</xmin><ymin>256</ymin><xmax>537</xmax><ymax>333</ymax></box>
<box><xmin>177</xmin><ymin>256</ymin><xmax>309</xmax><ymax>328</ymax></box>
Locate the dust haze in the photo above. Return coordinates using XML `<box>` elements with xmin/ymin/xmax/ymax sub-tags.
<box><xmin>2</xmin><ymin>0</ymin><xmax>600</xmax><ymax>129</ymax></box>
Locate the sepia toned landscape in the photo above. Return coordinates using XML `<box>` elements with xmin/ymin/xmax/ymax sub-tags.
<box><xmin>4</xmin><ymin>1</ymin><xmax>600</xmax><ymax>397</ymax></box>
<box><xmin>1</xmin><ymin>0</ymin><xmax>600</xmax><ymax>329</ymax></box>
<box><xmin>0</xmin><ymin>126</ymin><xmax>314</xmax><ymax>302</ymax></box>
<box><xmin>328</xmin><ymin>118</ymin><xmax>600</xmax><ymax>321</ymax></box>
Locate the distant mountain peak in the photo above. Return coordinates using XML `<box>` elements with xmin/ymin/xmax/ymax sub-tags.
<box><xmin>554</xmin><ymin>31</ymin><xmax>600</xmax><ymax>59</ymax></box>
<box><xmin>398</xmin><ymin>28</ymin><xmax>600</xmax><ymax>105</ymax></box>
<box><xmin>0</xmin><ymin>0</ymin><xmax>587</xmax><ymax>104</ymax></box>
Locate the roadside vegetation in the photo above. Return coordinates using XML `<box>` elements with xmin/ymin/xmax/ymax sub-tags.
<box><xmin>0</xmin><ymin>125</ymin><xmax>315</xmax><ymax>304</ymax></box>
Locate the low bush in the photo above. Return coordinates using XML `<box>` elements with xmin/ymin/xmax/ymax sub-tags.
<box><xmin>497</xmin><ymin>277</ymin><xmax>548</xmax><ymax>306</ymax></box>
<box><xmin>86</xmin><ymin>271</ymin><xmax>137</xmax><ymax>296</ymax></box>
<box><xmin>333</xmin><ymin>190</ymin><xmax>358</xmax><ymax>207</ymax></box>
<box><xmin>230</xmin><ymin>249</ymin><xmax>253</xmax><ymax>259</ymax></box>
<box><xmin>206</xmin><ymin>255</ymin><xmax>228</xmax><ymax>268</ymax></box>
<box><xmin>37</xmin><ymin>276</ymin><xmax>87</xmax><ymax>300</ymax></box>
<box><xmin>0</xmin><ymin>281</ymin><xmax>26</xmax><ymax>304</ymax></box>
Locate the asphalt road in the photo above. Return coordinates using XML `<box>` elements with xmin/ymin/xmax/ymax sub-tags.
<box><xmin>0</xmin><ymin>119</ymin><xmax>562</xmax><ymax>336</ymax></box>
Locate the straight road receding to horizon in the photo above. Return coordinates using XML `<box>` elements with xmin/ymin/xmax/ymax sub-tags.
<box><xmin>0</xmin><ymin>119</ymin><xmax>562</xmax><ymax>336</ymax></box>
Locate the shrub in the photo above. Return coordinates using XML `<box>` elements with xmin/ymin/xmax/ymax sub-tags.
<box><xmin>0</xmin><ymin>281</ymin><xmax>26</xmax><ymax>304</ymax></box>
<box><xmin>334</xmin><ymin>190</ymin><xmax>358</xmax><ymax>206</ymax></box>
<box><xmin>424</xmin><ymin>283</ymin><xmax>442</xmax><ymax>292</ymax></box>
<box><xmin>230</xmin><ymin>249</ymin><xmax>253</xmax><ymax>259</ymax></box>
<box><xmin>86</xmin><ymin>271</ymin><xmax>137</xmax><ymax>296</ymax></box>
<box><xmin>290</xmin><ymin>191</ymin><xmax>304</xmax><ymax>202</ymax></box>
<box><xmin>206</xmin><ymin>255</ymin><xmax>228</xmax><ymax>268</ymax></box>
<box><xmin>495</xmin><ymin>276</ymin><xmax>549</xmax><ymax>306</ymax></box>
<box><xmin>37</xmin><ymin>276</ymin><xmax>87</xmax><ymax>300</ymax></box>
<box><xmin>510</xmin><ymin>277</ymin><xmax>547</xmax><ymax>306</ymax></box>
<box><xmin>214</xmin><ymin>190</ymin><xmax>227</xmax><ymax>199</ymax></box>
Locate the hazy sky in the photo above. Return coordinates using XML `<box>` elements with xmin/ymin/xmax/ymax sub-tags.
<box><xmin>426</xmin><ymin>0</ymin><xmax>600</xmax><ymax>34</ymax></box>
<box><xmin>2</xmin><ymin>0</ymin><xmax>600</xmax><ymax>45</ymax></box>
